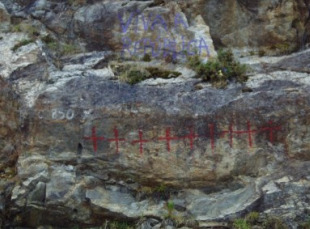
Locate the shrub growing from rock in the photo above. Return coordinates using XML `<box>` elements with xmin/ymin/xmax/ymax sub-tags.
<box><xmin>188</xmin><ymin>49</ymin><xmax>248</xmax><ymax>88</ymax></box>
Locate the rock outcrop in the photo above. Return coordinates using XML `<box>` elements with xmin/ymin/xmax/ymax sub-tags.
<box><xmin>0</xmin><ymin>0</ymin><xmax>310</xmax><ymax>228</ymax></box>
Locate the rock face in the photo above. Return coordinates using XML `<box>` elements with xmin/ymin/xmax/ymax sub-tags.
<box><xmin>0</xmin><ymin>0</ymin><xmax>310</xmax><ymax>228</ymax></box>
<box><xmin>198</xmin><ymin>0</ymin><xmax>310</xmax><ymax>53</ymax></box>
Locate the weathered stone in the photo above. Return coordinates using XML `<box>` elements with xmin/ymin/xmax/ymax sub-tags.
<box><xmin>1</xmin><ymin>0</ymin><xmax>310</xmax><ymax>228</ymax></box>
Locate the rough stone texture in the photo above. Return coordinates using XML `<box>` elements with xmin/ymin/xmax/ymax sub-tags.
<box><xmin>0</xmin><ymin>2</ymin><xmax>10</xmax><ymax>31</ymax></box>
<box><xmin>0</xmin><ymin>45</ymin><xmax>307</xmax><ymax>227</ymax></box>
<box><xmin>0</xmin><ymin>78</ymin><xmax>20</xmax><ymax>227</ymax></box>
<box><xmin>0</xmin><ymin>0</ymin><xmax>310</xmax><ymax>228</ymax></box>
<box><xmin>198</xmin><ymin>0</ymin><xmax>310</xmax><ymax>52</ymax></box>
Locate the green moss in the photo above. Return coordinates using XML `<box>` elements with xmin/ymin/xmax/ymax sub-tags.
<box><xmin>11</xmin><ymin>39</ymin><xmax>35</xmax><ymax>52</ymax></box>
<box><xmin>188</xmin><ymin>50</ymin><xmax>248</xmax><ymax>89</ymax></box>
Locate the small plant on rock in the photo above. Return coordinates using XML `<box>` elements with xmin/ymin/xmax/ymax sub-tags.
<box><xmin>187</xmin><ymin>49</ymin><xmax>248</xmax><ymax>89</ymax></box>
<box><xmin>245</xmin><ymin>211</ymin><xmax>260</xmax><ymax>225</ymax></box>
<box><xmin>11</xmin><ymin>39</ymin><xmax>35</xmax><ymax>52</ymax></box>
<box><xmin>233</xmin><ymin>218</ymin><xmax>251</xmax><ymax>229</ymax></box>
<box><xmin>166</xmin><ymin>200</ymin><xmax>175</xmax><ymax>218</ymax></box>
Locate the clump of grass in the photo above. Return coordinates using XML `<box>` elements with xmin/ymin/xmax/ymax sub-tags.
<box><xmin>112</xmin><ymin>64</ymin><xmax>181</xmax><ymax>85</ymax></box>
<box><xmin>11</xmin><ymin>39</ymin><xmax>35</xmax><ymax>52</ymax></box>
<box><xmin>61</xmin><ymin>43</ymin><xmax>80</xmax><ymax>55</ymax></box>
<box><xmin>166</xmin><ymin>200</ymin><xmax>175</xmax><ymax>218</ymax></box>
<box><xmin>233</xmin><ymin>219</ymin><xmax>251</xmax><ymax>229</ymax></box>
<box><xmin>45</xmin><ymin>40</ymin><xmax>81</xmax><ymax>56</ymax></box>
<box><xmin>187</xmin><ymin>49</ymin><xmax>248</xmax><ymax>89</ymax></box>
<box><xmin>245</xmin><ymin>211</ymin><xmax>259</xmax><ymax>225</ymax></box>
<box><xmin>124</xmin><ymin>68</ymin><xmax>150</xmax><ymax>85</ymax></box>
<box><xmin>269</xmin><ymin>42</ymin><xmax>292</xmax><ymax>55</ymax></box>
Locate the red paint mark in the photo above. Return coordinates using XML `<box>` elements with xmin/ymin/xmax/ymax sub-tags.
<box><xmin>221</xmin><ymin>124</ymin><xmax>234</xmax><ymax>148</ymax></box>
<box><xmin>221</xmin><ymin>122</ymin><xmax>257</xmax><ymax>148</ymax></box>
<box><xmin>181</xmin><ymin>127</ymin><xmax>199</xmax><ymax>150</ymax></box>
<box><xmin>158</xmin><ymin>127</ymin><xmax>180</xmax><ymax>152</ymax></box>
<box><xmin>208</xmin><ymin>124</ymin><xmax>215</xmax><ymax>153</ymax></box>
<box><xmin>132</xmin><ymin>130</ymin><xmax>149</xmax><ymax>154</ymax></box>
<box><xmin>259</xmin><ymin>120</ymin><xmax>281</xmax><ymax>144</ymax></box>
<box><xmin>83</xmin><ymin>127</ymin><xmax>104</xmax><ymax>153</ymax></box>
<box><xmin>232</xmin><ymin>121</ymin><xmax>256</xmax><ymax>148</ymax></box>
<box><xmin>108</xmin><ymin>127</ymin><xmax>125</xmax><ymax>154</ymax></box>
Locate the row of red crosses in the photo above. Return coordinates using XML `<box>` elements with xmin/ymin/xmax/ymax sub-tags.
<box><xmin>83</xmin><ymin>121</ymin><xmax>281</xmax><ymax>154</ymax></box>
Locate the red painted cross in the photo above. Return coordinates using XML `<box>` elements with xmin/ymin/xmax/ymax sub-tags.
<box><xmin>181</xmin><ymin>127</ymin><xmax>199</xmax><ymax>150</ymax></box>
<box><xmin>158</xmin><ymin>127</ymin><xmax>180</xmax><ymax>152</ymax></box>
<box><xmin>83</xmin><ymin>127</ymin><xmax>105</xmax><ymax>153</ymax></box>
<box><xmin>221</xmin><ymin>121</ymin><xmax>256</xmax><ymax>148</ymax></box>
<box><xmin>259</xmin><ymin>121</ymin><xmax>281</xmax><ymax>144</ymax></box>
<box><xmin>131</xmin><ymin>130</ymin><xmax>149</xmax><ymax>154</ymax></box>
<box><xmin>108</xmin><ymin>127</ymin><xmax>125</xmax><ymax>154</ymax></box>
<box><xmin>232</xmin><ymin>121</ymin><xmax>256</xmax><ymax>147</ymax></box>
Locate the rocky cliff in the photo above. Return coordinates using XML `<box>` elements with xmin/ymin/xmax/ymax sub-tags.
<box><xmin>0</xmin><ymin>0</ymin><xmax>310</xmax><ymax>229</ymax></box>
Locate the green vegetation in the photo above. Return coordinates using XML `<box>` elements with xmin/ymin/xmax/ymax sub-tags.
<box><xmin>112</xmin><ymin>64</ymin><xmax>181</xmax><ymax>85</ymax></box>
<box><xmin>233</xmin><ymin>218</ymin><xmax>251</xmax><ymax>229</ymax></box>
<box><xmin>11</xmin><ymin>22</ymin><xmax>39</xmax><ymax>37</ymax></box>
<box><xmin>232</xmin><ymin>213</ymin><xmax>290</xmax><ymax>229</ymax></box>
<box><xmin>11</xmin><ymin>39</ymin><xmax>35</xmax><ymax>52</ymax></box>
<box><xmin>155</xmin><ymin>183</ymin><xmax>167</xmax><ymax>193</ymax></box>
<box><xmin>262</xmin><ymin>216</ymin><xmax>288</xmax><ymax>229</ymax></box>
<box><xmin>44</xmin><ymin>39</ymin><xmax>82</xmax><ymax>56</ymax></box>
<box><xmin>187</xmin><ymin>49</ymin><xmax>248</xmax><ymax>89</ymax></box>
<box><xmin>271</xmin><ymin>42</ymin><xmax>291</xmax><ymax>55</ymax></box>
<box><xmin>166</xmin><ymin>200</ymin><xmax>175</xmax><ymax>218</ymax></box>
<box><xmin>245</xmin><ymin>211</ymin><xmax>259</xmax><ymax>225</ymax></box>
